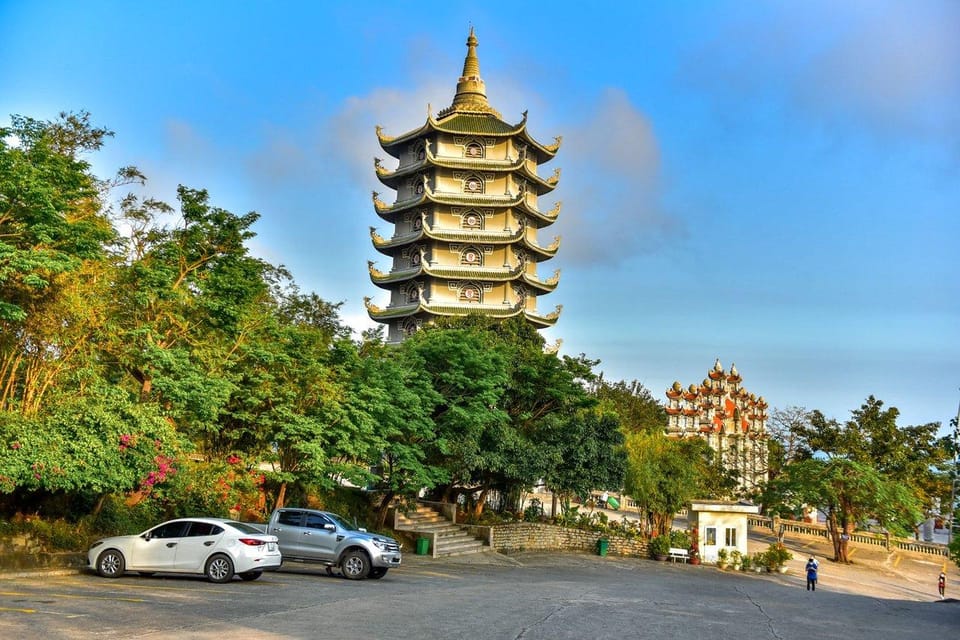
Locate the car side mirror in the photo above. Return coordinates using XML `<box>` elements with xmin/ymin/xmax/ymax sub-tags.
<box><xmin>324</xmin><ymin>523</ymin><xmax>336</xmax><ymax>531</ymax></box>
<box><xmin>142</xmin><ymin>533</ymin><xmax>152</xmax><ymax>541</ymax></box>
<box><xmin>358</xmin><ymin>528</ymin><xmax>367</xmax><ymax>533</ymax></box>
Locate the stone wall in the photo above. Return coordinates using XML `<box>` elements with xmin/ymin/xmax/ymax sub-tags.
<box><xmin>461</xmin><ymin>522</ymin><xmax>649</xmax><ymax>557</ymax></box>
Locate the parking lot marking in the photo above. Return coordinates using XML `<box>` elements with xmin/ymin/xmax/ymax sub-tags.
<box><xmin>406</xmin><ymin>570</ymin><xmax>462</xmax><ymax>579</ymax></box>
<box><xmin>0</xmin><ymin>590</ymin><xmax>145</xmax><ymax>603</ymax></box>
<box><xmin>0</xmin><ymin>605</ymin><xmax>36</xmax><ymax>613</ymax></box>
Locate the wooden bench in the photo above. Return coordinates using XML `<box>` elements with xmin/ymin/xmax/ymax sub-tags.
<box><xmin>668</xmin><ymin>547</ymin><xmax>689</xmax><ymax>563</ymax></box>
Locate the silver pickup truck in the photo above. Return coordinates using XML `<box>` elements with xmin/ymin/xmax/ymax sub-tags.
<box><xmin>253</xmin><ymin>507</ymin><xmax>402</xmax><ymax>579</ymax></box>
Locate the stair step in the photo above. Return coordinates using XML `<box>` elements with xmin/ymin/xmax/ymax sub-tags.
<box><xmin>395</xmin><ymin>503</ymin><xmax>488</xmax><ymax>556</ymax></box>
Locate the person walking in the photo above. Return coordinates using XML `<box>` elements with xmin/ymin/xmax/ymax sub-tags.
<box><xmin>805</xmin><ymin>556</ymin><xmax>819</xmax><ymax>591</ymax></box>
<box><xmin>938</xmin><ymin>571</ymin><xmax>946</xmax><ymax>599</ymax></box>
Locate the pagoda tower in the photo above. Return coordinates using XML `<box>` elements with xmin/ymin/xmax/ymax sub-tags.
<box><xmin>365</xmin><ymin>29</ymin><xmax>563</xmax><ymax>343</ymax></box>
<box><xmin>664</xmin><ymin>359</ymin><xmax>770</xmax><ymax>495</ymax></box>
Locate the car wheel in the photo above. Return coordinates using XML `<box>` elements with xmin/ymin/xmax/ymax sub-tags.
<box><xmin>205</xmin><ymin>554</ymin><xmax>235</xmax><ymax>583</ymax></box>
<box><xmin>340</xmin><ymin>550</ymin><xmax>370</xmax><ymax>580</ymax></box>
<box><xmin>96</xmin><ymin>549</ymin><xmax>125</xmax><ymax>578</ymax></box>
<box><xmin>368</xmin><ymin>567</ymin><xmax>387</xmax><ymax>579</ymax></box>
<box><xmin>239</xmin><ymin>570</ymin><xmax>262</xmax><ymax>581</ymax></box>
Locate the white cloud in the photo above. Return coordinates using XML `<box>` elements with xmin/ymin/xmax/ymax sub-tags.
<box><xmin>683</xmin><ymin>1</ymin><xmax>960</xmax><ymax>150</ymax></box>
<box><xmin>556</xmin><ymin>88</ymin><xmax>684</xmax><ymax>267</ymax></box>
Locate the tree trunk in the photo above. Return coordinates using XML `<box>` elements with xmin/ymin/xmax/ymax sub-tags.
<box><xmin>375</xmin><ymin>491</ymin><xmax>395</xmax><ymax>530</ymax></box>
<box><xmin>472</xmin><ymin>487</ymin><xmax>490</xmax><ymax>518</ymax></box>
<box><xmin>275</xmin><ymin>482</ymin><xmax>287</xmax><ymax>510</ymax></box>
<box><xmin>827</xmin><ymin>509</ymin><xmax>841</xmax><ymax>562</ymax></box>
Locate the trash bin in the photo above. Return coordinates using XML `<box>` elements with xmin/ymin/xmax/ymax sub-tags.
<box><xmin>597</xmin><ymin>538</ymin><xmax>609</xmax><ymax>557</ymax></box>
<box><xmin>416</xmin><ymin>537</ymin><xmax>430</xmax><ymax>556</ymax></box>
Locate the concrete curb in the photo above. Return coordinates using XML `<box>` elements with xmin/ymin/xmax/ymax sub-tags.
<box><xmin>0</xmin><ymin>567</ymin><xmax>84</xmax><ymax>580</ymax></box>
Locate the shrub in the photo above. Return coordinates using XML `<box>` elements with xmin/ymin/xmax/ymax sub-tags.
<box><xmin>649</xmin><ymin>534</ymin><xmax>670</xmax><ymax>557</ymax></box>
<box><xmin>766</xmin><ymin>543</ymin><xmax>793</xmax><ymax>567</ymax></box>
<box><xmin>669</xmin><ymin>529</ymin><xmax>690</xmax><ymax>550</ymax></box>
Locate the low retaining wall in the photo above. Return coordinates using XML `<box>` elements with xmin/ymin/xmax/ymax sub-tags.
<box><xmin>462</xmin><ymin>522</ymin><xmax>649</xmax><ymax>557</ymax></box>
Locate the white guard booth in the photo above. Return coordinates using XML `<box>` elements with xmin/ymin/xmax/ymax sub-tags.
<box><xmin>689</xmin><ymin>500</ymin><xmax>760</xmax><ymax>564</ymax></box>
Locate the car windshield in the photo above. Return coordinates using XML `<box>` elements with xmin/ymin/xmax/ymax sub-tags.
<box><xmin>325</xmin><ymin>513</ymin><xmax>360</xmax><ymax>531</ymax></box>
<box><xmin>223</xmin><ymin>521</ymin><xmax>264</xmax><ymax>534</ymax></box>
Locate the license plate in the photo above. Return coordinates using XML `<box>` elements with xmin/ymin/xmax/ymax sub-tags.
<box><xmin>268</xmin><ymin>543</ymin><xmax>276</xmax><ymax>552</ymax></box>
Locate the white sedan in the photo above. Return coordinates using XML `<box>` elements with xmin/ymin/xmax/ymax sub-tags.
<box><xmin>88</xmin><ymin>517</ymin><xmax>282</xmax><ymax>583</ymax></box>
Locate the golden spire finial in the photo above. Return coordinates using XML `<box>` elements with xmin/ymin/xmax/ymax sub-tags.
<box><xmin>439</xmin><ymin>27</ymin><xmax>499</xmax><ymax>117</ymax></box>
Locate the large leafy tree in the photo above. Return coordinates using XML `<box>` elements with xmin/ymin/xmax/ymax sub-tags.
<box><xmin>0</xmin><ymin>112</ymin><xmax>118</xmax><ymax>414</ymax></box>
<box><xmin>793</xmin><ymin>397</ymin><xmax>950</xmax><ymax>515</ymax></box>
<box><xmin>766</xmin><ymin>457</ymin><xmax>921</xmax><ymax>562</ymax></box>
<box><xmin>105</xmin><ymin>186</ymin><xmax>271</xmax><ymax>441</ymax></box>
<box><xmin>359</xmin><ymin>338</ymin><xmax>445</xmax><ymax>528</ymax></box>
<box><xmin>402</xmin><ymin>320</ymin><xmax>510</xmax><ymax>512</ymax></box>
<box><xmin>593</xmin><ymin>378</ymin><xmax>666</xmax><ymax>434</ymax></box>
<box><xmin>623</xmin><ymin>430</ymin><xmax>714</xmax><ymax>536</ymax></box>
<box><xmin>765</xmin><ymin>396</ymin><xmax>946</xmax><ymax>562</ymax></box>
<box><xmin>542</xmin><ymin>409</ymin><xmax>625</xmax><ymax>508</ymax></box>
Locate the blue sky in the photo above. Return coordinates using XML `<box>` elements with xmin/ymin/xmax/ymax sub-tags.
<box><xmin>2</xmin><ymin>1</ymin><xmax>958</xmax><ymax>430</ymax></box>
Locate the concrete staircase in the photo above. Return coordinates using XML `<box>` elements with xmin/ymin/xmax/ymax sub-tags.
<box><xmin>395</xmin><ymin>503</ymin><xmax>488</xmax><ymax>557</ymax></box>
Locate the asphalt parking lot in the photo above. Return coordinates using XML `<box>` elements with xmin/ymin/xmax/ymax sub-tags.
<box><xmin>1</xmin><ymin>552</ymin><xmax>957</xmax><ymax>640</ymax></box>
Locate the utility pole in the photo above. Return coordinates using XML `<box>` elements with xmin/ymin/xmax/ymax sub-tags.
<box><xmin>952</xmin><ymin>391</ymin><xmax>960</xmax><ymax>545</ymax></box>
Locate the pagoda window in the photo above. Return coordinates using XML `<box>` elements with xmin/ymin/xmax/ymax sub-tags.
<box><xmin>462</xmin><ymin>211</ymin><xmax>483</xmax><ymax>230</ymax></box>
<box><xmin>463</xmin><ymin>175</ymin><xmax>484</xmax><ymax>194</ymax></box>
<box><xmin>415</xmin><ymin>143</ymin><xmax>426</xmax><ymax>162</ymax></box>
<box><xmin>459</xmin><ymin>284</ymin><xmax>482</xmax><ymax>304</ymax></box>
<box><xmin>405</xmin><ymin>284</ymin><xmax>420</xmax><ymax>303</ymax></box>
<box><xmin>401</xmin><ymin>318</ymin><xmax>420</xmax><ymax>337</ymax></box>
<box><xmin>464</xmin><ymin>141</ymin><xmax>484</xmax><ymax>159</ymax></box>
<box><xmin>460</xmin><ymin>247</ymin><xmax>483</xmax><ymax>266</ymax></box>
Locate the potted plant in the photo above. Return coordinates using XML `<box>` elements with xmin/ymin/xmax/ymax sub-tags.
<box><xmin>689</xmin><ymin>548</ymin><xmax>701</xmax><ymax>565</ymax></box>
<box><xmin>730</xmin><ymin>549</ymin><xmax>743</xmax><ymax>570</ymax></box>
<box><xmin>717</xmin><ymin>547</ymin><xmax>729</xmax><ymax>569</ymax></box>
<box><xmin>649</xmin><ymin>535</ymin><xmax>670</xmax><ymax>561</ymax></box>
<box><xmin>763</xmin><ymin>543</ymin><xmax>792</xmax><ymax>572</ymax></box>
<box><xmin>741</xmin><ymin>554</ymin><xmax>752</xmax><ymax>572</ymax></box>
<box><xmin>752</xmin><ymin>551</ymin><xmax>766</xmax><ymax>573</ymax></box>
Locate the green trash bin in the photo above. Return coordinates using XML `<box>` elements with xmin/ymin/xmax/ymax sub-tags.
<box><xmin>597</xmin><ymin>538</ymin><xmax>609</xmax><ymax>557</ymax></box>
<box><xmin>416</xmin><ymin>537</ymin><xmax>430</xmax><ymax>556</ymax></box>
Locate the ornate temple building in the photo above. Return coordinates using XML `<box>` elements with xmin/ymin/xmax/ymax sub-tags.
<box><xmin>365</xmin><ymin>29</ymin><xmax>563</xmax><ymax>343</ymax></box>
<box><xmin>665</xmin><ymin>359</ymin><xmax>769</xmax><ymax>495</ymax></box>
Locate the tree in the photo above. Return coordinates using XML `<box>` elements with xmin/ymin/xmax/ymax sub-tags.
<box><xmin>0</xmin><ymin>112</ymin><xmax>118</xmax><ymax>414</ymax></box>
<box><xmin>357</xmin><ymin>339</ymin><xmax>445</xmax><ymax>528</ymax></box>
<box><xmin>765</xmin><ymin>457</ymin><xmax>921</xmax><ymax>562</ymax></box>
<box><xmin>764</xmin><ymin>396</ymin><xmax>945</xmax><ymax>562</ymax></box>
<box><xmin>623</xmin><ymin>430</ymin><xmax>712</xmax><ymax>536</ymax></box>
<box><xmin>542</xmin><ymin>409</ymin><xmax>625</xmax><ymax>506</ymax></box>
<box><xmin>593</xmin><ymin>378</ymin><xmax>666</xmax><ymax>434</ymax></box>
<box><xmin>791</xmin><ymin>397</ymin><xmax>950</xmax><ymax>519</ymax></box>
<box><xmin>0</xmin><ymin>386</ymin><xmax>187</xmax><ymax>513</ymax></box>
<box><xmin>403</xmin><ymin>320</ymin><xmax>510</xmax><ymax>512</ymax></box>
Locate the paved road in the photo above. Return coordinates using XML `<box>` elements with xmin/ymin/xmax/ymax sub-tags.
<box><xmin>0</xmin><ymin>552</ymin><xmax>957</xmax><ymax>639</ymax></box>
